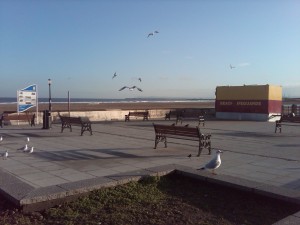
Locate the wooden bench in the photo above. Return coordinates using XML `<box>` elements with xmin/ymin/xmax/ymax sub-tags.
<box><xmin>176</xmin><ymin>111</ymin><xmax>205</xmax><ymax>126</ymax></box>
<box><xmin>165</xmin><ymin>110</ymin><xmax>180</xmax><ymax>120</ymax></box>
<box><xmin>275</xmin><ymin>114</ymin><xmax>300</xmax><ymax>133</ymax></box>
<box><xmin>125</xmin><ymin>111</ymin><xmax>149</xmax><ymax>122</ymax></box>
<box><xmin>0</xmin><ymin>112</ymin><xmax>35</xmax><ymax>128</ymax></box>
<box><xmin>153</xmin><ymin>123</ymin><xmax>211</xmax><ymax>156</ymax></box>
<box><xmin>59</xmin><ymin>115</ymin><xmax>92</xmax><ymax>136</ymax></box>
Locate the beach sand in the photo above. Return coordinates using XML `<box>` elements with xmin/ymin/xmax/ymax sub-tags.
<box><xmin>1</xmin><ymin>98</ymin><xmax>299</xmax><ymax>113</ymax></box>
<box><xmin>0</xmin><ymin>101</ymin><xmax>215</xmax><ymax>113</ymax></box>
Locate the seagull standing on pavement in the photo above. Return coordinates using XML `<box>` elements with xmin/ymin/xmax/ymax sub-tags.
<box><xmin>198</xmin><ymin>150</ymin><xmax>223</xmax><ymax>175</ymax></box>
<box><xmin>0</xmin><ymin>136</ymin><xmax>3</xmax><ymax>142</ymax></box>
<box><xmin>27</xmin><ymin>137</ymin><xmax>30</xmax><ymax>142</ymax></box>
<box><xmin>23</xmin><ymin>144</ymin><xmax>28</xmax><ymax>152</ymax></box>
<box><xmin>2</xmin><ymin>150</ymin><xmax>8</xmax><ymax>160</ymax></box>
<box><xmin>29</xmin><ymin>147</ymin><xmax>34</xmax><ymax>154</ymax></box>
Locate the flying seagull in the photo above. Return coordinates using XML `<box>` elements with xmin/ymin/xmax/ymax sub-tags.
<box><xmin>119</xmin><ymin>86</ymin><xmax>131</xmax><ymax>91</ymax></box>
<box><xmin>112</xmin><ymin>72</ymin><xmax>117</xmax><ymax>79</ymax></box>
<box><xmin>147</xmin><ymin>30</ymin><xmax>159</xmax><ymax>38</ymax></box>
<box><xmin>119</xmin><ymin>86</ymin><xmax>143</xmax><ymax>92</ymax></box>
<box><xmin>138</xmin><ymin>77</ymin><xmax>142</xmax><ymax>82</ymax></box>
<box><xmin>230</xmin><ymin>64</ymin><xmax>235</xmax><ymax>69</ymax></box>
<box><xmin>197</xmin><ymin>150</ymin><xmax>223</xmax><ymax>175</ymax></box>
<box><xmin>136</xmin><ymin>87</ymin><xmax>143</xmax><ymax>92</ymax></box>
<box><xmin>147</xmin><ymin>32</ymin><xmax>154</xmax><ymax>38</ymax></box>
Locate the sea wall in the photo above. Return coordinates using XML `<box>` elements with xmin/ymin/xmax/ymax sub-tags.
<box><xmin>36</xmin><ymin>109</ymin><xmax>171</xmax><ymax>124</ymax></box>
<box><xmin>2</xmin><ymin>108</ymin><xmax>215</xmax><ymax>126</ymax></box>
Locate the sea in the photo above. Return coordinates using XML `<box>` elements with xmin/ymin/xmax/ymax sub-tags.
<box><xmin>0</xmin><ymin>97</ymin><xmax>214</xmax><ymax>104</ymax></box>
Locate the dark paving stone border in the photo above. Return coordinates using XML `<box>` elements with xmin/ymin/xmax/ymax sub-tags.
<box><xmin>0</xmin><ymin>164</ymin><xmax>299</xmax><ymax>224</ymax></box>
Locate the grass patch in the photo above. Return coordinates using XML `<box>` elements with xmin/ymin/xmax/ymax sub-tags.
<box><xmin>0</xmin><ymin>174</ymin><xmax>299</xmax><ymax>225</ymax></box>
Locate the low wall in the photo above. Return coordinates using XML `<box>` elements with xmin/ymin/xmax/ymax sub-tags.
<box><xmin>216</xmin><ymin>112</ymin><xmax>280</xmax><ymax>122</ymax></box>
<box><xmin>36</xmin><ymin>109</ymin><xmax>171</xmax><ymax>124</ymax></box>
<box><xmin>4</xmin><ymin>108</ymin><xmax>215</xmax><ymax>125</ymax></box>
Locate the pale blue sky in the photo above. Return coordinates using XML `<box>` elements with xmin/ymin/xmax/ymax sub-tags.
<box><xmin>1</xmin><ymin>0</ymin><xmax>299</xmax><ymax>99</ymax></box>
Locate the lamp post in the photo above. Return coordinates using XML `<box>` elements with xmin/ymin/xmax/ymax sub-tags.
<box><xmin>48</xmin><ymin>78</ymin><xmax>52</xmax><ymax>128</ymax></box>
<box><xmin>48</xmin><ymin>78</ymin><xmax>52</xmax><ymax>112</ymax></box>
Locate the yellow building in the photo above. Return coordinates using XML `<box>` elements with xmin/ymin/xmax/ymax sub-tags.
<box><xmin>215</xmin><ymin>84</ymin><xmax>282</xmax><ymax>121</ymax></box>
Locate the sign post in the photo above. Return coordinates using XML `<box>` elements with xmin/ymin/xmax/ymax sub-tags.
<box><xmin>17</xmin><ymin>84</ymin><xmax>38</xmax><ymax>124</ymax></box>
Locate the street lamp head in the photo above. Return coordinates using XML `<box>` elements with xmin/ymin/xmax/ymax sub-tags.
<box><xmin>48</xmin><ymin>79</ymin><xmax>52</xmax><ymax>85</ymax></box>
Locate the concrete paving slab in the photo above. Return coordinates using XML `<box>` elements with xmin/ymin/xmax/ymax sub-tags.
<box><xmin>0</xmin><ymin>119</ymin><xmax>299</xmax><ymax>223</ymax></box>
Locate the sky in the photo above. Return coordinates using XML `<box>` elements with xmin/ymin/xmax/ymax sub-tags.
<box><xmin>0</xmin><ymin>0</ymin><xmax>300</xmax><ymax>99</ymax></box>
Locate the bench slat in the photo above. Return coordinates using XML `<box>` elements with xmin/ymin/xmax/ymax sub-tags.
<box><xmin>154</xmin><ymin>125</ymin><xmax>199</xmax><ymax>135</ymax></box>
<box><xmin>59</xmin><ymin>115</ymin><xmax>92</xmax><ymax>136</ymax></box>
<box><xmin>153</xmin><ymin>123</ymin><xmax>211</xmax><ymax>156</ymax></box>
<box><xmin>0</xmin><ymin>113</ymin><xmax>35</xmax><ymax>127</ymax></box>
<box><xmin>125</xmin><ymin>111</ymin><xmax>149</xmax><ymax>122</ymax></box>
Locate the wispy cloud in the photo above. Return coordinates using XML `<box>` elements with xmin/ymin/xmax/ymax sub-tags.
<box><xmin>178</xmin><ymin>75</ymin><xmax>193</xmax><ymax>81</ymax></box>
<box><xmin>237</xmin><ymin>62</ymin><xmax>251</xmax><ymax>67</ymax></box>
<box><xmin>159</xmin><ymin>75</ymin><xmax>169</xmax><ymax>80</ymax></box>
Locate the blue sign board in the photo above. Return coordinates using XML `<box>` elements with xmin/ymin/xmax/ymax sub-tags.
<box><xmin>17</xmin><ymin>84</ymin><xmax>37</xmax><ymax>113</ymax></box>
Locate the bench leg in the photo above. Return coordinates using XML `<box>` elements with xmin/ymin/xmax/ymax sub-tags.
<box><xmin>198</xmin><ymin>135</ymin><xmax>211</xmax><ymax>157</ymax></box>
<box><xmin>81</xmin><ymin>125</ymin><xmax>93</xmax><ymax>136</ymax></box>
<box><xmin>197</xmin><ymin>145</ymin><xmax>202</xmax><ymax>157</ymax></box>
<box><xmin>206</xmin><ymin>139</ymin><xmax>211</xmax><ymax>155</ymax></box>
<box><xmin>198</xmin><ymin>120</ymin><xmax>205</xmax><ymax>127</ymax></box>
<box><xmin>154</xmin><ymin>135</ymin><xmax>159</xmax><ymax>149</ymax></box>
<box><xmin>125</xmin><ymin>115</ymin><xmax>129</xmax><ymax>122</ymax></box>
<box><xmin>275</xmin><ymin>122</ymin><xmax>281</xmax><ymax>133</ymax></box>
<box><xmin>154</xmin><ymin>135</ymin><xmax>167</xmax><ymax>149</ymax></box>
<box><xmin>62</xmin><ymin>123</ymin><xmax>72</xmax><ymax>132</ymax></box>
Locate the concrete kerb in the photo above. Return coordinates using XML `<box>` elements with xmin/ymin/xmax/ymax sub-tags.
<box><xmin>4</xmin><ymin>165</ymin><xmax>177</xmax><ymax>212</ymax></box>
<box><xmin>1</xmin><ymin>163</ymin><xmax>299</xmax><ymax>223</ymax></box>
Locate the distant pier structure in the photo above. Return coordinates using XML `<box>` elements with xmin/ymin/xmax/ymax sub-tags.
<box><xmin>215</xmin><ymin>84</ymin><xmax>282</xmax><ymax>121</ymax></box>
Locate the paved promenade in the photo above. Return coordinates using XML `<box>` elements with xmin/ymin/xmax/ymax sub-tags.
<box><xmin>0</xmin><ymin>119</ymin><xmax>299</xmax><ymax>223</ymax></box>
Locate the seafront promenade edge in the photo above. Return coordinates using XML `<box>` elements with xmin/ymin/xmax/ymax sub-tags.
<box><xmin>0</xmin><ymin>119</ymin><xmax>299</xmax><ymax>223</ymax></box>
